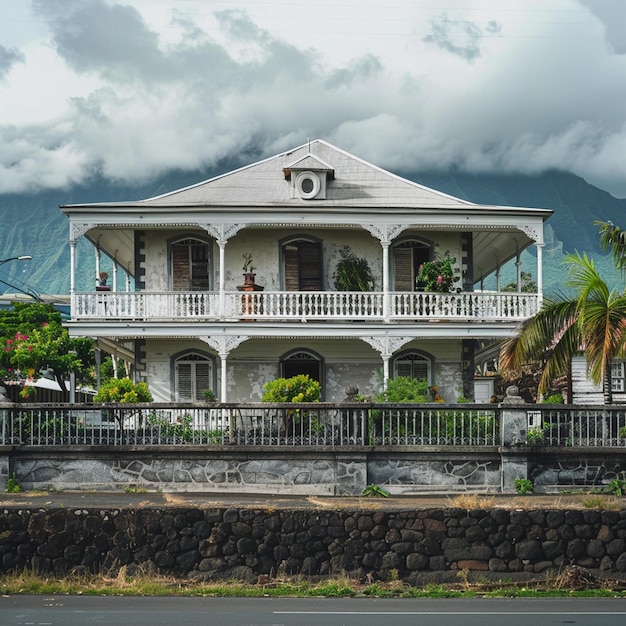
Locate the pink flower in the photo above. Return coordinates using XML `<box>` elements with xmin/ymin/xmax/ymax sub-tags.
<box><xmin>437</xmin><ymin>275</ymin><xmax>443</xmax><ymax>283</ymax></box>
<box><xmin>7</xmin><ymin>339</ymin><xmax>12</xmax><ymax>345</ymax></box>
<box><xmin>27</xmin><ymin>346</ymin><xmax>33</xmax><ymax>351</ymax></box>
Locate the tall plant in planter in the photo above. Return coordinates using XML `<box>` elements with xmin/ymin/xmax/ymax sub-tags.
<box><xmin>416</xmin><ymin>251</ymin><xmax>460</xmax><ymax>292</ymax></box>
<box><xmin>333</xmin><ymin>245</ymin><xmax>375</xmax><ymax>291</ymax></box>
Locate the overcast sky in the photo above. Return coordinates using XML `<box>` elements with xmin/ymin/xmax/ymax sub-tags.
<box><xmin>1</xmin><ymin>0</ymin><xmax>626</xmax><ymax>198</ymax></box>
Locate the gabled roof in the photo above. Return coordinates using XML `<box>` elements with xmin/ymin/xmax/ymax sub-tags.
<box><xmin>137</xmin><ymin>139</ymin><xmax>477</xmax><ymax>208</ymax></box>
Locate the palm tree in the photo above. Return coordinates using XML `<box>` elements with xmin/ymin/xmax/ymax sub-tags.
<box><xmin>596</xmin><ymin>220</ymin><xmax>626</xmax><ymax>272</ymax></box>
<box><xmin>500</xmin><ymin>251</ymin><xmax>626</xmax><ymax>402</ymax></box>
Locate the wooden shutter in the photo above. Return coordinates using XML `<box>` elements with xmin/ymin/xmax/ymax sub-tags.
<box><xmin>299</xmin><ymin>242</ymin><xmax>322</xmax><ymax>290</ymax></box>
<box><xmin>284</xmin><ymin>245</ymin><xmax>299</xmax><ymax>291</ymax></box>
<box><xmin>172</xmin><ymin>244</ymin><xmax>190</xmax><ymax>291</ymax></box>
<box><xmin>190</xmin><ymin>243</ymin><xmax>210</xmax><ymax>291</ymax></box>
<box><xmin>394</xmin><ymin>248</ymin><xmax>414</xmax><ymax>291</ymax></box>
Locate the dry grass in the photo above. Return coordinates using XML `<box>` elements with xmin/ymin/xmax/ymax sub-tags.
<box><xmin>448</xmin><ymin>493</ymin><xmax>495</xmax><ymax>509</ymax></box>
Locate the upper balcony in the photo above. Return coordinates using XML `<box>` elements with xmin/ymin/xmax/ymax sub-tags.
<box><xmin>71</xmin><ymin>289</ymin><xmax>539</xmax><ymax>323</ymax></box>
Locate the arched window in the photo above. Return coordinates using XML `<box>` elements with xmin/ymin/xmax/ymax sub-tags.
<box><xmin>170</xmin><ymin>237</ymin><xmax>211</xmax><ymax>291</ymax></box>
<box><xmin>392</xmin><ymin>351</ymin><xmax>432</xmax><ymax>384</ymax></box>
<box><xmin>281</xmin><ymin>237</ymin><xmax>323</xmax><ymax>291</ymax></box>
<box><xmin>280</xmin><ymin>349</ymin><xmax>323</xmax><ymax>387</ymax></box>
<box><xmin>174</xmin><ymin>352</ymin><xmax>214</xmax><ymax>401</ymax></box>
<box><xmin>393</xmin><ymin>239</ymin><xmax>431</xmax><ymax>291</ymax></box>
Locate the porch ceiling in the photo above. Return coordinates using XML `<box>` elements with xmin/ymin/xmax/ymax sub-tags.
<box><xmin>86</xmin><ymin>225</ymin><xmax>532</xmax><ymax>282</ymax></box>
<box><xmin>473</xmin><ymin>230</ymin><xmax>531</xmax><ymax>279</ymax></box>
<box><xmin>86</xmin><ymin>229</ymin><xmax>135</xmax><ymax>276</ymax></box>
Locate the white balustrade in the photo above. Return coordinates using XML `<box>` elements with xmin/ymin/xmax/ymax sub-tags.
<box><xmin>71</xmin><ymin>291</ymin><xmax>539</xmax><ymax>322</ymax></box>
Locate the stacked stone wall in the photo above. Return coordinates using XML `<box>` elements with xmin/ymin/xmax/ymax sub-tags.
<box><xmin>1</xmin><ymin>506</ymin><xmax>626</xmax><ymax>583</ymax></box>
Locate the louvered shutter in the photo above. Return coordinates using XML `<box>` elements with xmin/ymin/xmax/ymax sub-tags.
<box><xmin>284</xmin><ymin>245</ymin><xmax>300</xmax><ymax>291</ymax></box>
<box><xmin>176</xmin><ymin>363</ymin><xmax>192</xmax><ymax>401</ymax></box>
<box><xmin>299</xmin><ymin>242</ymin><xmax>322</xmax><ymax>290</ymax></box>
<box><xmin>190</xmin><ymin>243</ymin><xmax>210</xmax><ymax>291</ymax></box>
<box><xmin>172</xmin><ymin>244</ymin><xmax>190</xmax><ymax>291</ymax></box>
<box><xmin>194</xmin><ymin>362</ymin><xmax>211</xmax><ymax>400</ymax></box>
<box><xmin>394</xmin><ymin>248</ymin><xmax>414</xmax><ymax>291</ymax></box>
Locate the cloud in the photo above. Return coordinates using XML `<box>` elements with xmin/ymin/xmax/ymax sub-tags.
<box><xmin>0</xmin><ymin>45</ymin><xmax>25</xmax><ymax>81</ymax></box>
<box><xmin>1</xmin><ymin>0</ymin><xmax>626</xmax><ymax>199</ymax></box>
<box><xmin>422</xmin><ymin>13</ymin><xmax>501</xmax><ymax>61</ymax></box>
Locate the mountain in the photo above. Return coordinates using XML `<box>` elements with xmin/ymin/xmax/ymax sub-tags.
<box><xmin>1</xmin><ymin>166</ymin><xmax>624</xmax><ymax>297</ymax></box>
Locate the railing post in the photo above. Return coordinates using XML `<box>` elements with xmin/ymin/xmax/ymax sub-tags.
<box><xmin>0</xmin><ymin>386</ymin><xmax>11</xmax><ymax>491</ymax></box>
<box><xmin>499</xmin><ymin>385</ymin><xmax>530</xmax><ymax>493</ymax></box>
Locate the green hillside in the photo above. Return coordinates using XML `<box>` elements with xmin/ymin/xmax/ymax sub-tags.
<box><xmin>1</xmin><ymin>167</ymin><xmax>624</xmax><ymax>297</ymax></box>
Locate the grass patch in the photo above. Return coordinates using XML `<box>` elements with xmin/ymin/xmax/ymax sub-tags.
<box><xmin>448</xmin><ymin>493</ymin><xmax>495</xmax><ymax>509</ymax></box>
<box><xmin>2</xmin><ymin>565</ymin><xmax>625</xmax><ymax>599</ymax></box>
<box><xmin>582</xmin><ymin>494</ymin><xmax>622</xmax><ymax>510</ymax></box>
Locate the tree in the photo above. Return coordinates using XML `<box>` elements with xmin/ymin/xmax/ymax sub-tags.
<box><xmin>502</xmin><ymin>271</ymin><xmax>537</xmax><ymax>293</ymax></box>
<box><xmin>1</xmin><ymin>303</ymin><xmax>95</xmax><ymax>402</ymax></box>
<box><xmin>500</xmin><ymin>251</ymin><xmax>626</xmax><ymax>402</ymax></box>
<box><xmin>596</xmin><ymin>220</ymin><xmax>626</xmax><ymax>273</ymax></box>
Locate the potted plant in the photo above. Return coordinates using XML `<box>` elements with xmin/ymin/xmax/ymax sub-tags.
<box><xmin>96</xmin><ymin>271</ymin><xmax>110</xmax><ymax>291</ymax></box>
<box><xmin>416</xmin><ymin>251</ymin><xmax>460</xmax><ymax>293</ymax></box>
<box><xmin>333</xmin><ymin>245</ymin><xmax>375</xmax><ymax>291</ymax></box>
<box><xmin>242</xmin><ymin>253</ymin><xmax>256</xmax><ymax>286</ymax></box>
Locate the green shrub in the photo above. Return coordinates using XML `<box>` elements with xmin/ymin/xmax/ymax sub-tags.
<box><xmin>526</xmin><ymin>427</ymin><xmax>545</xmax><ymax>445</ymax></box>
<box><xmin>5</xmin><ymin>472</ymin><xmax>20</xmax><ymax>493</ymax></box>
<box><xmin>94</xmin><ymin>378</ymin><xmax>153</xmax><ymax>403</ymax></box>
<box><xmin>374</xmin><ymin>377</ymin><xmax>430</xmax><ymax>403</ymax></box>
<box><xmin>261</xmin><ymin>374</ymin><xmax>321</xmax><ymax>403</ymax></box>
<box><xmin>203</xmin><ymin>389</ymin><xmax>217</xmax><ymax>402</ymax></box>
<box><xmin>541</xmin><ymin>392</ymin><xmax>564</xmax><ymax>404</ymax></box>
<box><xmin>605</xmin><ymin>478</ymin><xmax>626</xmax><ymax>497</ymax></box>
<box><xmin>362</xmin><ymin>484</ymin><xmax>390</xmax><ymax>498</ymax></box>
<box><xmin>333</xmin><ymin>245</ymin><xmax>375</xmax><ymax>291</ymax></box>
<box><xmin>514</xmin><ymin>478</ymin><xmax>534</xmax><ymax>494</ymax></box>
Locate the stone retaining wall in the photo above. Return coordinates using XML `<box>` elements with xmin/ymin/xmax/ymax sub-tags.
<box><xmin>2</xmin><ymin>505</ymin><xmax>626</xmax><ymax>583</ymax></box>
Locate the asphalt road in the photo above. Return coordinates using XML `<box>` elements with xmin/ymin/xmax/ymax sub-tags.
<box><xmin>1</xmin><ymin>596</ymin><xmax>626</xmax><ymax>626</ymax></box>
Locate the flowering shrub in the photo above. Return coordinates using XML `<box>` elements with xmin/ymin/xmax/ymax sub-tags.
<box><xmin>416</xmin><ymin>252</ymin><xmax>460</xmax><ymax>293</ymax></box>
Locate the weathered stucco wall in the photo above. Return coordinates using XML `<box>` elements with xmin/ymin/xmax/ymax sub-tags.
<box><xmin>144</xmin><ymin>336</ymin><xmax>465</xmax><ymax>403</ymax></box>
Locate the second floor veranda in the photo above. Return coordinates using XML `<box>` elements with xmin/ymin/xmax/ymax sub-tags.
<box><xmin>70</xmin><ymin>289</ymin><xmax>540</xmax><ymax>323</ymax></box>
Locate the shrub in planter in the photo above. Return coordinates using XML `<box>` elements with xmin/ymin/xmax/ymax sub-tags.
<box><xmin>94</xmin><ymin>378</ymin><xmax>153</xmax><ymax>403</ymax></box>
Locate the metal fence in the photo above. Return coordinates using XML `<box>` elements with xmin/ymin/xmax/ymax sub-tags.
<box><xmin>2</xmin><ymin>403</ymin><xmax>626</xmax><ymax>448</ymax></box>
<box><xmin>527</xmin><ymin>406</ymin><xmax>626</xmax><ymax>447</ymax></box>
<box><xmin>0</xmin><ymin>403</ymin><xmax>499</xmax><ymax>447</ymax></box>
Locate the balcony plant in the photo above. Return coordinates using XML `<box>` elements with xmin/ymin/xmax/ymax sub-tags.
<box><xmin>416</xmin><ymin>252</ymin><xmax>460</xmax><ymax>293</ymax></box>
<box><xmin>242</xmin><ymin>252</ymin><xmax>256</xmax><ymax>286</ymax></box>
<box><xmin>333</xmin><ymin>245</ymin><xmax>375</xmax><ymax>291</ymax></box>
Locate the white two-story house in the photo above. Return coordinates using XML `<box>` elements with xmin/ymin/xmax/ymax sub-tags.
<box><xmin>61</xmin><ymin>140</ymin><xmax>552</xmax><ymax>403</ymax></box>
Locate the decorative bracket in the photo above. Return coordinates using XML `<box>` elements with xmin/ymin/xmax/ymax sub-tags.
<box><xmin>70</xmin><ymin>223</ymin><xmax>94</xmax><ymax>241</ymax></box>
<box><xmin>362</xmin><ymin>335</ymin><xmax>413</xmax><ymax>357</ymax></box>
<box><xmin>363</xmin><ymin>223</ymin><xmax>406</xmax><ymax>244</ymax></box>
<box><xmin>199</xmin><ymin>222</ymin><xmax>246</xmax><ymax>243</ymax></box>
<box><xmin>199</xmin><ymin>334</ymin><xmax>249</xmax><ymax>357</ymax></box>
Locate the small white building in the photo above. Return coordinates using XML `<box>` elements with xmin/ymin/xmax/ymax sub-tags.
<box><xmin>61</xmin><ymin>140</ymin><xmax>552</xmax><ymax>403</ymax></box>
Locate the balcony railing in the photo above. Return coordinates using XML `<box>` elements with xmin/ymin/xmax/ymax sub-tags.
<box><xmin>71</xmin><ymin>290</ymin><xmax>539</xmax><ymax>323</ymax></box>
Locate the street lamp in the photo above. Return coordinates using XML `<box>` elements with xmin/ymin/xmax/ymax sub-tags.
<box><xmin>0</xmin><ymin>255</ymin><xmax>32</xmax><ymax>266</ymax></box>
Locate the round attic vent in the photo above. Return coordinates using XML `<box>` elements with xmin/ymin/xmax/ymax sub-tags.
<box><xmin>295</xmin><ymin>171</ymin><xmax>321</xmax><ymax>199</ymax></box>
